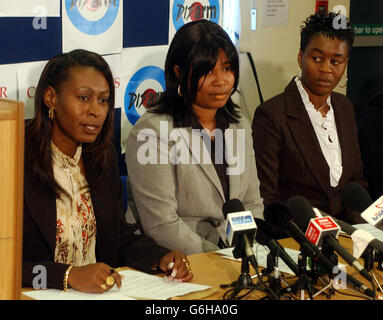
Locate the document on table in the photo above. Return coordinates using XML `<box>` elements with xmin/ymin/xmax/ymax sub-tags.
<box><xmin>23</xmin><ymin>269</ymin><xmax>211</xmax><ymax>300</ymax></box>
<box><xmin>354</xmin><ymin>223</ymin><xmax>383</xmax><ymax>241</ymax></box>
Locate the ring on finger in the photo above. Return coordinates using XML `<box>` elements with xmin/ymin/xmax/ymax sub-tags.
<box><xmin>182</xmin><ymin>258</ymin><xmax>191</xmax><ymax>271</ymax></box>
<box><xmin>106</xmin><ymin>276</ymin><xmax>115</xmax><ymax>286</ymax></box>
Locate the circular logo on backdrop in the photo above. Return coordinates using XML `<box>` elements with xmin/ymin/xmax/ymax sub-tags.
<box><xmin>172</xmin><ymin>0</ymin><xmax>220</xmax><ymax>31</ymax></box>
<box><xmin>65</xmin><ymin>0</ymin><xmax>120</xmax><ymax>35</ymax></box>
<box><xmin>124</xmin><ymin>66</ymin><xmax>166</xmax><ymax>125</ymax></box>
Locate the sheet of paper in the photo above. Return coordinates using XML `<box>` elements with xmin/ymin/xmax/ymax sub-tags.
<box><xmin>262</xmin><ymin>0</ymin><xmax>289</xmax><ymax>28</ymax></box>
<box><xmin>23</xmin><ymin>269</ymin><xmax>211</xmax><ymax>300</ymax></box>
<box><xmin>23</xmin><ymin>287</ymin><xmax>135</xmax><ymax>300</ymax></box>
<box><xmin>354</xmin><ymin>223</ymin><xmax>383</xmax><ymax>241</ymax></box>
<box><xmin>118</xmin><ymin>270</ymin><xmax>211</xmax><ymax>300</ymax></box>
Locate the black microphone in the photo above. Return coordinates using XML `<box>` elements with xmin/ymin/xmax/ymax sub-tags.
<box><xmin>288</xmin><ymin>196</ymin><xmax>373</xmax><ymax>283</ymax></box>
<box><xmin>265</xmin><ymin>201</ymin><xmax>376</xmax><ymax>298</ymax></box>
<box><xmin>264</xmin><ymin>201</ymin><xmax>335</xmax><ymax>273</ymax></box>
<box><xmin>340</xmin><ymin>181</ymin><xmax>373</xmax><ymax>213</ymax></box>
<box><xmin>254</xmin><ymin>217</ymin><xmax>299</xmax><ymax>276</ymax></box>
<box><xmin>340</xmin><ymin>181</ymin><xmax>383</xmax><ymax>229</ymax></box>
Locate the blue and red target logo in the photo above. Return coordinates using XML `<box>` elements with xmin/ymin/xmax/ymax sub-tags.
<box><xmin>65</xmin><ymin>0</ymin><xmax>120</xmax><ymax>35</ymax></box>
<box><xmin>124</xmin><ymin>66</ymin><xmax>165</xmax><ymax>125</ymax></box>
<box><xmin>172</xmin><ymin>0</ymin><xmax>220</xmax><ymax>31</ymax></box>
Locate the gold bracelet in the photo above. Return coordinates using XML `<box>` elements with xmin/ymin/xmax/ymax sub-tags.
<box><xmin>63</xmin><ymin>264</ymin><xmax>73</xmax><ymax>292</ymax></box>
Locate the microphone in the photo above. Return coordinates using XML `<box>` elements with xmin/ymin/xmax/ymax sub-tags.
<box><xmin>313</xmin><ymin>208</ymin><xmax>383</xmax><ymax>258</ymax></box>
<box><xmin>340</xmin><ymin>181</ymin><xmax>373</xmax><ymax>213</ymax></box>
<box><xmin>288</xmin><ymin>196</ymin><xmax>373</xmax><ymax>283</ymax></box>
<box><xmin>264</xmin><ymin>201</ymin><xmax>335</xmax><ymax>274</ymax></box>
<box><xmin>254</xmin><ymin>217</ymin><xmax>299</xmax><ymax>276</ymax></box>
<box><xmin>265</xmin><ymin>201</ymin><xmax>375</xmax><ymax>298</ymax></box>
<box><xmin>222</xmin><ymin>199</ymin><xmax>257</xmax><ymax>267</ymax></box>
<box><xmin>362</xmin><ymin>198</ymin><xmax>383</xmax><ymax>229</ymax></box>
<box><xmin>222</xmin><ymin>200</ymin><xmax>280</xmax><ymax>300</ymax></box>
<box><xmin>340</xmin><ymin>182</ymin><xmax>383</xmax><ymax>229</ymax></box>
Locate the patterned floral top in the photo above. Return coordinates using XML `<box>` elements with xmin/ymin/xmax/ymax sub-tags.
<box><xmin>51</xmin><ymin>142</ymin><xmax>97</xmax><ymax>266</ymax></box>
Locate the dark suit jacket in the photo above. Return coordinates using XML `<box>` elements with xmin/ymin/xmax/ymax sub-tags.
<box><xmin>358</xmin><ymin>89</ymin><xmax>383</xmax><ymax>200</ymax></box>
<box><xmin>252</xmin><ymin>78</ymin><xmax>367</xmax><ymax>223</ymax></box>
<box><xmin>23</xmin><ymin>144</ymin><xmax>169</xmax><ymax>289</ymax></box>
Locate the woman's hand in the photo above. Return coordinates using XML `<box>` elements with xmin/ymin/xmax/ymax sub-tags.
<box><xmin>67</xmin><ymin>263</ymin><xmax>122</xmax><ymax>293</ymax></box>
<box><xmin>158</xmin><ymin>250</ymin><xmax>193</xmax><ymax>282</ymax></box>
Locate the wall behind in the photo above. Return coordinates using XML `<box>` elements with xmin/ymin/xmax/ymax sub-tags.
<box><xmin>240</xmin><ymin>0</ymin><xmax>350</xmax><ymax>117</ymax></box>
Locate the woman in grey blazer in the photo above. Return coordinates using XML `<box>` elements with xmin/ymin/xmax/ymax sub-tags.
<box><xmin>125</xmin><ymin>20</ymin><xmax>264</xmax><ymax>254</ymax></box>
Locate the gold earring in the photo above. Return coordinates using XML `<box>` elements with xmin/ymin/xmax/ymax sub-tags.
<box><xmin>48</xmin><ymin>108</ymin><xmax>55</xmax><ymax>120</ymax></box>
<box><xmin>177</xmin><ymin>84</ymin><xmax>182</xmax><ymax>97</ymax></box>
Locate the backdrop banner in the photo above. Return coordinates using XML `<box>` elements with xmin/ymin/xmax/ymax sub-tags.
<box><xmin>0</xmin><ymin>65</ymin><xmax>17</xmax><ymax>101</ymax></box>
<box><xmin>0</xmin><ymin>0</ymin><xmax>60</xmax><ymax>17</ymax></box>
<box><xmin>16</xmin><ymin>60</ymin><xmax>47</xmax><ymax>119</ymax></box>
<box><xmin>62</xmin><ymin>0</ymin><xmax>123</xmax><ymax>55</ymax></box>
<box><xmin>119</xmin><ymin>46</ymin><xmax>168</xmax><ymax>153</ymax></box>
<box><xmin>169</xmin><ymin>0</ymin><xmax>223</xmax><ymax>43</ymax></box>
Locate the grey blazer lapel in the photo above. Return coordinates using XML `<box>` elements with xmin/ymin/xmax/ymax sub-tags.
<box><xmin>177</xmin><ymin>127</ymin><xmax>226</xmax><ymax>201</ymax></box>
<box><xmin>284</xmin><ymin>80</ymin><xmax>331</xmax><ymax>193</ymax></box>
<box><xmin>227</xmin><ymin>122</ymin><xmax>241</xmax><ymax>200</ymax></box>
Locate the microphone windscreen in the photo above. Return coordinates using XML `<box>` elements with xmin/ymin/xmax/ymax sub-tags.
<box><xmin>263</xmin><ymin>201</ymin><xmax>293</xmax><ymax>229</ymax></box>
<box><xmin>222</xmin><ymin>199</ymin><xmax>245</xmax><ymax>218</ymax></box>
<box><xmin>254</xmin><ymin>218</ymin><xmax>273</xmax><ymax>245</ymax></box>
<box><xmin>286</xmin><ymin>196</ymin><xmax>316</xmax><ymax>231</ymax></box>
<box><xmin>340</xmin><ymin>182</ymin><xmax>373</xmax><ymax>213</ymax></box>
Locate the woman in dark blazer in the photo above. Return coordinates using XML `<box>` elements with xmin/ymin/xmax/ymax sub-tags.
<box><xmin>252</xmin><ymin>12</ymin><xmax>367</xmax><ymax>225</ymax></box>
<box><xmin>23</xmin><ymin>49</ymin><xmax>192</xmax><ymax>293</ymax></box>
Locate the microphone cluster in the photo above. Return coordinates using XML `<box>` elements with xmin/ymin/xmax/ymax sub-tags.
<box><xmin>221</xmin><ymin>182</ymin><xmax>383</xmax><ymax>300</ymax></box>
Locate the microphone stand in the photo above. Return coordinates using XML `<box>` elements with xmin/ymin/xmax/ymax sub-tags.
<box><xmin>221</xmin><ymin>244</ymin><xmax>279</xmax><ymax>300</ymax></box>
<box><xmin>363</xmin><ymin>246</ymin><xmax>383</xmax><ymax>293</ymax></box>
<box><xmin>310</xmin><ymin>240</ymin><xmax>336</xmax><ymax>299</ymax></box>
<box><xmin>293</xmin><ymin>242</ymin><xmax>336</xmax><ymax>300</ymax></box>
<box><xmin>221</xmin><ymin>245</ymin><xmax>258</xmax><ymax>300</ymax></box>
<box><xmin>291</xmin><ymin>244</ymin><xmax>315</xmax><ymax>300</ymax></box>
<box><xmin>321</xmin><ymin>239</ymin><xmax>338</xmax><ymax>269</ymax></box>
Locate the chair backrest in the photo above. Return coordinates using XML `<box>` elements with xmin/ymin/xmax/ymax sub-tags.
<box><xmin>120</xmin><ymin>174</ymin><xmax>145</xmax><ymax>235</ymax></box>
<box><xmin>0</xmin><ymin>99</ymin><xmax>24</xmax><ymax>300</ymax></box>
<box><xmin>120</xmin><ymin>175</ymin><xmax>128</xmax><ymax>212</ymax></box>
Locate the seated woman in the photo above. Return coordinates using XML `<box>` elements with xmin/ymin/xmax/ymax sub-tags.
<box><xmin>23</xmin><ymin>49</ymin><xmax>192</xmax><ymax>293</ymax></box>
<box><xmin>125</xmin><ymin>20</ymin><xmax>264</xmax><ymax>254</ymax></box>
<box><xmin>252</xmin><ymin>12</ymin><xmax>367</xmax><ymax>225</ymax></box>
<box><xmin>358</xmin><ymin>89</ymin><xmax>383</xmax><ymax>201</ymax></box>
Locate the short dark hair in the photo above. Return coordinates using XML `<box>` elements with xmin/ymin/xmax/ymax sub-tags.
<box><xmin>149</xmin><ymin>19</ymin><xmax>240</xmax><ymax>124</ymax></box>
<box><xmin>300</xmin><ymin>12</ymin><xmax>354</xmax><ymax>56</ymax></box>
<box><xmin>26</xmin><ymin>49</ymin><xmax>115</xmax><ymax>199</ymax></box>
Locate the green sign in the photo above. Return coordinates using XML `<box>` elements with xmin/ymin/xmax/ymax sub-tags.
<box><xmin>353</xmin><ymin>24</ymin><xmax>383</xmax><ymax>36</ymax></box>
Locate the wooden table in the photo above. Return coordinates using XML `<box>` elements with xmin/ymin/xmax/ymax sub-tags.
<box><xmin>21</xmin><ymin>235</ymin><xmax>383</xmax><ymax>301</ymax></box>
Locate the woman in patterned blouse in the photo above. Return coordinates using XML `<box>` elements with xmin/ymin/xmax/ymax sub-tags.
<box><xmin>23</xmin><ymin>49</ymin><xmax>193</xmax><ymax>293</ymax></box>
